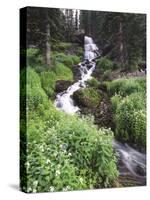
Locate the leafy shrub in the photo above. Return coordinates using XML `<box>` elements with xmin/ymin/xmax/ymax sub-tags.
<box><xmin>52</xmin><ymin>52</ymin><xmax>80</xmax><ymax>68</ymax></box>
<box><xmin>76</xmin><ymin>47</ymin><xmax>83</xmax><ymax>57</ymax></box>
<box><xmin>69</xmin><ymin>55</ymin><xmax>80</xmax><ymax>65</ymax></box>
<box><xmin>23</xmin><ymin>113</ymin><xmax>118</xmax><ymax>193</ymax></box>
<box><xmin>131</xmin><ymin>110</ymin><xmax>146</xmax><ymax>149</ymax></box>
<box><xmin>27</xmin><ymin>48</ymin><xmax>44</xmax><ymax>67</ymax></box>
<box><xmin>97</xmin><ymin>57</ymin><xmax>113</xmax><ymax>72</ymax></box>
<box><xmin>40</xmin><ymin>71</ymin><xmax>56</xmax><ymax>98</ymax></box>
<box><xmin>52</xmin><ymin>42</ymin><xmax>72</xmax><ymax>51</ymax></box>
<box><xmin>27</xmin><ymin>67</ymin><xmax>41</xmax><ymax>88</ymax></box>
<box><xmin>52</xmin><ymin>63</ymin><xmax>73</xmax><ymax>81</ymax></box>
<box><xmin>21</xmin><ymin>67</ymin><xmax>119</xmax><ymax>193</ymax></box>
<box><xmin>111</xmin><ymin>94</ymin><xmax>123</xmax><ymax>113</ymax></box>
<box><xmin>54</xmin><ymin>115</ymin><xmax>119</xmax><ymax>188</ymax></box>
<box><xmin>106</xmin><ymin>77</ymin><xmax>145</xmax><ymax>97</ymax></box>
<box><xmin>26</xmin><ymin>68</ymin><xmax>49</xmax><ymax>111</ymax></box>
<box><xmin>102</xmin><ymin>70</ymin><xmax>112</xmax><ymax>81</ymax></box>
<box><xmin>51</xmin><ymin>52</ymin><xmax>73</xmax><ymax>67</ymax></box>
<box><xmin>73</xmin><ymin>88</ymin><xmax>101</xmax><ymax>108</ymax></box>
<box><xmin>113</xmin><ymin>62</ymin><xmax>120</xmax><ymax>70</ymax></box>
<box><xmin>135</xmin><ymin>77</ymin><xmax>146</xmax><ymax>91</ymax></box>
<box><xmin>86</xmin><ymin>78</ymin><xmax>99</xmax><ymax>88</ymax></box>
<box><xmin>114</xmin><ymin>92</ymin><xmax>146</xmax><ymax>148</ymax></box>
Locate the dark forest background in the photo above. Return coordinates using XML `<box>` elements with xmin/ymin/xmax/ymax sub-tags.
<box><xmin>26</xmin><ymin>7</ymin><xmax>146</xmax><ymax>70</ymax></box>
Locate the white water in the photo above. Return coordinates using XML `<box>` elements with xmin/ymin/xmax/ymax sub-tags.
<box><xmin>54</xmin><ymin>36</ymin><xmax>99</xmax><ymax>114</ymax></box>
<box><xmin>113</xmin><ymin>140</ymin><xmax>146</xmax><ymax>183</ymax></box>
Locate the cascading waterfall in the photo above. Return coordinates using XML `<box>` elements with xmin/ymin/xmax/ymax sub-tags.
<box><xmin>54</xmin><ymin>36</ymin><xmax>99</xmax><ymax>114</ymax></box>
<box><xmin>54</xmin><ymin>36</ymin><xmax>146</xmax><ymax>185</ymax></box>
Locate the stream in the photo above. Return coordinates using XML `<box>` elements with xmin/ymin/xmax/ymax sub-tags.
<box><xmin>54</xmin><ymin>36</ymin><xmax>146</xmax><ymax>186</ymax></box>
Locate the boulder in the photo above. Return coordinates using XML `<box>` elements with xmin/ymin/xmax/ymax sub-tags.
<box><xmin>55</xmin><ymin>80</ymin><xmax>74</xmax><ymax>93</ymax></box>
<box><xmin>73</xmin><ymin>88</ymin><xmax>100</xmax><ymax>108</ymax></box>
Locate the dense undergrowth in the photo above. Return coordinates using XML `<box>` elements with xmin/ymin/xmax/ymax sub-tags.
<box><xmin>106</xmin><ymin>77</ymin><xmax>146</xmax><ymax>151</ymax></box>
<box><xmin>20</xmin><ymin>42</ymin><xmax>119</xmax><ymax>192</ymax></box>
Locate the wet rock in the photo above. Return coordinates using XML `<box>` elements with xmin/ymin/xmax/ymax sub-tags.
<box><xmin>98</xmin><ymin>83</ymin><xmax>107</xmax><ymax>93</ymax></box>
<box><xmin>72</xmin><ymin>65</ymin><xmax>82</xmax><ymax>81</ymax></box>
<box><xmin>136</xmin><ymin>165</ymin><xmax>146</xmax><ymax>177</ymax></box>
<box><xmin>55</xmin><ymin>80</ymin><xmax>74</xmax><ymax>93</ymax></box>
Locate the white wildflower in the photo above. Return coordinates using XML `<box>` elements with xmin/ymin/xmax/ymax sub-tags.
<box><xmin>57</xmin><ymin>164</ymin><xmax>61</xmax><ymax>169</ymax></box>
<box><xmin>39</xmin><ymin>145</ymin><xmax>44</xmax><ymax>152</ymax></box>
<box><xmin>33</xmin><ymin>180</ymin><xmax>38</xmax><ymax>187</ymax></box>
<box><xmin>49</xmin><ymin>186</ymin><xmax>55</xmax><ymax>192</ymax></box>
<box><xmin>46</xmin><ymin>159</ymin><xmax>51</xmax><ymax>164</ymax></box>
<box><xmin>27</xmin><ymin>187</ymin><xmax>32</xmax><ymax>193</ymax></box>
<box><xmin>33</xmin><ymin>188</ymin><xmax>37</xmax><ymax>193</ymax></box>
<box><xmin>68</xmin><ymin>152</ymin><xmax>72</xmax><ymax>157</ymax></box>
<box><xmin>55</xmin><ymin>169</ymin><xmax>61</xmax><ymax>176</ymax></box>
<box><xmin>79</xmin><ymin>177</ymin><xmax>83</xmax><ymax>183</ymax></box>
<box><xmin>63</xmin><ymin>186</ymin><xmax>71</xmax><ymax>191</ymax></box>
<box><xmin>60</xmin><ymin>143</ymin><xmax>68</xmax><ymax>151</ymax></box>
<box><xmin>54</xmin><ymin>152</ymin><xmax>58</xmax><ymax>157</ymax></box>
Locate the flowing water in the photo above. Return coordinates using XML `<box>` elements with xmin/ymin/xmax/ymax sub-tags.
<box><xmin>113</xmin><ymin>140</ymin><xmax>146</xmax><ymax>185</ymax></box>
<box><xmin>54</xmin><ymin>36</ymin><xmax>99</xmax><ymax>114</ymax></box>
<box><xmin>54</xmin><ymin>36</ymin><xmax>146</xmax><ymax>186</ymax></box>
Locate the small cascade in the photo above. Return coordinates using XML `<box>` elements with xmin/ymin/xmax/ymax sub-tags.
<box><xmin>113</xmin><ymin>140</ymin><xmax>146</xmax><ymax>185</ymax></box>
<box><xmin>54</xmin><ymin>36</ymin><xmax>99</xmax><ymax>114</ymax></box>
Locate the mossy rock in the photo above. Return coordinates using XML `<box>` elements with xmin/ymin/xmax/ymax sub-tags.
<box><xmin>55</xmin><ymin>80</ymin><xmax>74</xmax><ymax>93</ymax></box>
<box><xmin>86</xmin><ymin>78</ymin><xmax>99</xmax><ymax>88</ymax></box>
<box><xmin>73</xmin><ymin>88</ymin><xmax>101</xmax><ymax>108</ymax></box>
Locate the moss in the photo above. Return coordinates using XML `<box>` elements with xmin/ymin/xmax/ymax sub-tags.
<box><xmin>52</xmin><ymin>63</ymin><xmax>73</xmax><ymax>81</ymax></box>
<box><xmin>26</xmin><ymin>68</ymin><xmax>49</xmax><ymax>111</ymax></box>
<box><xmin>51</xmin><ymin>52</ymin><xmax>80</xmax><ymax>68</ymax></box>
<box><xmin>40</xmin><ymin>71</ymin><xmax>56</xmax><ymax>98</ymax></box>
<box><xmin>73</xmin><ymin>88</ymin><xmax>101</xmax><ymax>108</ymax></box>
<box><xmin>86</xmin><ymin>78</ymin><xmax>99</xmax><ymax>88</ymax></box>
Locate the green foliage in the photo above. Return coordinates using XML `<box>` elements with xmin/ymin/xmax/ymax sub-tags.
<box><xmin>69</xmin><ymin>55</ymin><xmax>80</xmax><ymax>65</ymax></box>
<box><xmin>73</xmin><ymin>88</ymin><xmax>100</xmax><ymax>108</ymax></box>
<box><xmin>27</xmin><ymin>48</ymin><xmax>44</xmax><ymax>68</ymax></box>
<box><xmin>109</xmin><ymin>76</ymin><xmax>146</xmax><ymax>149</ymax></box>
<box><xmin>26</xmin><ymin>68</ymin><xmax>49</xmax><ymax>111</ymax></box>
<box><xmin>131</xmin><ymin>110</ymin><xmax>146</xmax><ymax>148</ymax></box>
<box><xmin>86</xmin><ymin>78</ymin><xmax>99</xmax><ymax>88</ymax></box>
<box><xmin>114</xmin><ymin>92</ymin><xmax>146</xmax><ymax>149</ymax></box>
<box><xmin>111</xmin><ymin>94</ymin><xmax>123</xmax><ymax>113</ymax></box>
<box><xmin>21</xmin><ymin>68</ymin><xmax>118</xmax><ymax>192</ymax></box>
<box><xmin>97</xmin><ymin>57</ymin><xmax>114</xmax><ymax>72</ymax></box>
<box><xmin>76</xmin><ymin>47</ymin><xmax>83</xmax><ymax>57</ymax></box>
<box><xmin>52</xmin><ymin>52</ymin><xmax>80</xmax><ymax>68</ymax></box>
<box><xmin>40</xmin><ymin>71</ymin><xmax>56</xmax><ymax>98</ymax></box>
<box><xmin>52</xmin><ymin>42</ymin><xmax>72</xmax><ymax>51</ymax></box>
<box><xmin>52</xmin><ymin>63</ymin><xmax>73</xmax><ymax>81</ymax></box>
<box><xmin>36</xmin><ymin>64</ymin><xmax>73</xmax><ymax>97</ymax></box>
<box><xmin>102</xmin><ymin>70</ymin><xmax>112</xmax><ymax>81</ymax></box>
<box><xmin>106</xmin><ymin>77</ymin><xmax>146</xmax><ymax>97</ymax></box>
<box><xmin>24</xmin><ymin>112</ymin><xmax>118</xmax><ymax>192</ymax></box>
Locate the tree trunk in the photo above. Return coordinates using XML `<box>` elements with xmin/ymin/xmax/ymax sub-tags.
<box><xmin>75</xmin><ymin>10</ymin><xmax>79</xmax><ymax>30</ymax></box>
<box><xmin>118</xmin><ymin>18</ymin><xmax>124</xmax><ymax>67</ymax></box>
<box><xmin>45</xmin><ymin>23</ymin><xmax>51</xmax><ymax>66</ymax></box>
